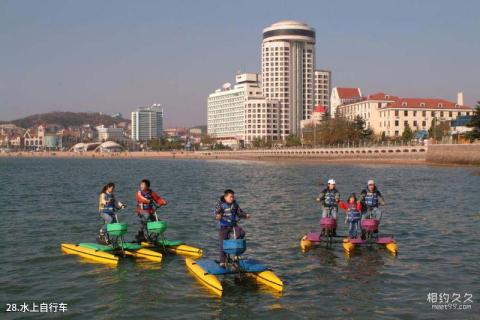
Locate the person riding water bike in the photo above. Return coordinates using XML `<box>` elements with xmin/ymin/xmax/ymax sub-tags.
<box><xmin>98</xmin><ymin>182</ymin><xmax>126</xmax><ymax>244</ymax></box>
<box><xmin>359</xmin><ymin>180</ymin><xmax>385</xmax><ymax>219</ymax></box>
<box><xmin>339</xmin><ymin>194</ymin><xmax>362</xmax><ymax>239</ymax></box>
<box><xmin>214</xmin><ymin>189</ymin><xmax>251</xmax><ymax>267</ymax></box>
<box><xmin>316</xmin><ymin>179</ymin><xmax>340</xmax><ymax>236</ymax></box>
<box><xmin>135</xmin><ymin>179</ymin><xmax>167</xmax><ymax>242</ymax></box>
<box><xmin>359</xmin><ymin>180</ymin><xmax>385</xmax><ymax>237</ymax></box>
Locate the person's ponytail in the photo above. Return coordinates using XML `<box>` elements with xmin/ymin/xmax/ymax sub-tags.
<box><xmin>100</xmin><ymin>182</ymin><xmax>115</xmax><ymax>194</ymax></box>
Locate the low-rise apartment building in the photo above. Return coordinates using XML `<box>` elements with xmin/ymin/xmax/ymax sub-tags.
<box><xmin>337</xmin><ymin>92</ymin><xmax>473</xmax><ymax>137</ymax></box>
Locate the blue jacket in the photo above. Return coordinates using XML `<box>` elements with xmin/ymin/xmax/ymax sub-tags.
<box><xmin>319</xmin><ymin>188</ymin><xmax>340</xmax><ymax>208</ymax></box>
<box><xmin>98</xmin><ymin>192</ymin><xmax>120</xmax><ymax>215</ymax></box>
<box><xmin>213</xmin><ymin>197</ymin><xmax>246</xmax><ymax>227</ymax></box>
<box><xmin>360</xmin><ymin>187</ymin><xmax>384</xmax><ymax>209</ymax></box>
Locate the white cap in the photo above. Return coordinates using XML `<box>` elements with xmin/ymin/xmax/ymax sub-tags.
<box><xmin>328</xmin><ymin>179</ymin><xmax>336</xmax><ymax>185</ymax></box>
<box><xmin>368</xmin><ymin>179</ymin><xmax>375</xmax><ymax>185</ymax></box>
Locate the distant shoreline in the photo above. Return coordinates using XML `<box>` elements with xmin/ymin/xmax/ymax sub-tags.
<box><xmin>0</xmin><ymin>150</ymin><xmax>427</xmax><ymax>166</ymax></box>
<box><xmin>1</xmin><ymin>145</ymin><xmax>479</xmax><ymax>166</ymax></box>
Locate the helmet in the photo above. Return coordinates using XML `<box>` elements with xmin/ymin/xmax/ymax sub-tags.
<box><xmin>367</xmin><ymin>179</ymin><xmax>375</xmax><ymax>186</ymax></box>
<box><xmin>328</xmin><ymin>179</ymin><xmax>336</xmax><ymax>185</ymax></box>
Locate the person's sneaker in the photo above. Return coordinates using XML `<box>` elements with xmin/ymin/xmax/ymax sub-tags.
<box><xmin>97</xmin><ymin>234</ymin><xmax>108</xmax><ymax>245</ymax></box>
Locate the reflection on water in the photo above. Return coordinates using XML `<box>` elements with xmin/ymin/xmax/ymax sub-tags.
<box><xmin>1</xmin><ymin>158</ymin><xmax>479</xmax><ymax>319</ymax></box>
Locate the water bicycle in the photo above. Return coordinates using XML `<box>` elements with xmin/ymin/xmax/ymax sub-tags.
<box><xmin>136</xmin><ymin>204</ymin><xmax>203</xmax><ymax>258</ymax></box>
<box><xmin>342</xmin><ymin>211</ymin><xmax>397</xmax><ymax>256</ymax></box>
<box><xmin>61</xmin><ymin>208</ymin><xmax>162</xmax><ymax>265</ymax></box>
<box><xmin>185</xmin><ymin>228</ymin><xmax>283</xmax><ymax>297</ymax></box>
<box><xmin>300</xmin><ymin>209</ymin><xmax>397</xmax><ymax>256</ymax></box>
<box><xmin>300</xmin><ymin>208</ymin><xmax>346</xmax><ymax>251</ymax></box>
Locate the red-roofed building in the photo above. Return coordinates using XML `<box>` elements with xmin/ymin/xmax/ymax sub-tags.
<box><xmin>313</xmin><ymin>105</ymin><xmax>326</xmax><ymax>113</ymax></box>
<box><xmin>337</xmin><ymin>91</ymin><xmax>473</xmax><ymax>138</ymax></box>
<box><xmin>330</xmin><ymin>87</ymin><xmax>363</xmax><ymax>117</ymax></box>
<box><xmin>301</xmin><ymin>104</ymin><xmax>326</xmax><ymax>129</ymax></box>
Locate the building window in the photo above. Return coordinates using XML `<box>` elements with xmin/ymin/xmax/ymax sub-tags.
<box><xmin>404</xmin><ymin>110</ymin><xmax>408</xmax><ymax>116</ymax></box>
<box><xmin>422</xmin><ymin>111</ymin><xmax>426</xmax><ymax>117</ymax></box>
<box><xmin>395</xmin><ymin>110</ymin><xmax>399</xmax><ymax>117</ymax></box>
<box><xmin>395</xmin><ymin>120</ymin><xmax>399</xmax><ymax>126</ymax></box>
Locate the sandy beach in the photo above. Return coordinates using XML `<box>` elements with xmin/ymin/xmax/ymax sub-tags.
<box><xmin>0</xmin><ymin>149</ymin><xmax>433</xmax><ymax>166</ymax></box>
<box><xmin>2</xmin><ymin>144</ymin><xmax>479</xmax><ymax>166</ymax></box>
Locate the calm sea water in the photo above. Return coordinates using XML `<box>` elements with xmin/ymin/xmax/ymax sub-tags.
<box><xmin>0</xmin><ymin>158</ymin><xmax>479</xmax><ymax>319</ymax></box>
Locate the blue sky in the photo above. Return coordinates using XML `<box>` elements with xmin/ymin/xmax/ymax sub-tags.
<box><xmin>1</xmin><ymin>0</ymin><xmax>479</xmax><ymax>126</ymax></box>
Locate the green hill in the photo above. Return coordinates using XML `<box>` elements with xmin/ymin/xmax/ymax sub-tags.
<box><xmin>1</xmin><ymin>111</ymin><xmax>130</xmax><ymax>129</ymax></box>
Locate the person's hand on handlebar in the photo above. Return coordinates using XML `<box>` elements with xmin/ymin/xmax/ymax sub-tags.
<box><xmin>152</xmin><ymin>200</ymin><xmax>167</xmax><ymax>207</ymax></box>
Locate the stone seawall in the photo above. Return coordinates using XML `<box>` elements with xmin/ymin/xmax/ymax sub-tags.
<box><xmin>200</xmin><ymin>146</ymin><xmax>427</xmax><ymax>161</ymax></box>
<box><xmin>426</xmin><ymin>144</ymin><xmax>480</xmax><ymax>165</ymax></box>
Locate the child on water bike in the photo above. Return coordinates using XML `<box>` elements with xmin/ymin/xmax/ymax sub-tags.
<box><xmin>135</xmin><ymin>179</ymin><xmax>167</xmax><ymax>242</ymax></box>
<box><xmin>98</xmin><ymin>182</ymin><xmax>126</xmax><ymax>244</ymax></box>
<box><xmin>339</xmin><ymin>194</ymin><xmax>362</xmax><ymax>239</ymax></box>
<box><xmin>214</xmin><ymin>189</ymin><xmax>251</xmax><ymax>267</ymax></box>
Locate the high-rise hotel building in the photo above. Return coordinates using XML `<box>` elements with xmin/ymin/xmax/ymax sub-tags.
<box><xmin>131</xmin><ymin>104</ymin><xmax>164</xmax><ymax>141</ymax></box>
<box><xmin>207</xmin><ymin>20</ymin><xmax>331</xmax><ymax>147</ymax></box>
<box><xmin>261</xmin><ymin>20</ymin><xmax>317</xmax><ymax>137</ymax></box>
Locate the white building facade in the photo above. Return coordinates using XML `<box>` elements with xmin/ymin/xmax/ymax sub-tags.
<box><xmin>314</xmin><ymin>69</ymin><xmax>331</xmax><ymax>111</ymax></box>
<box><xmin>261</xmin><ymin>20</ymin><xmax>316</xmax><ymax>137</ymax></box>
<box><xmin>97</xmin><ymin>125</ymin><xmax>125</xmax><ymax>142</ymax></box>
<box><xmin>245</xmin><ymin>98</ymin><xmax>281</xmax><ymax>144</ymax></box>
<box><xmin>131</xmin><ymin>104</ymin><xmax>164</xmax><ymax>141</ymax></box>
<box><xmin>207</xmin><ymin>73</ymin><xmax>280</xmax><ymax>147</ymax></box>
